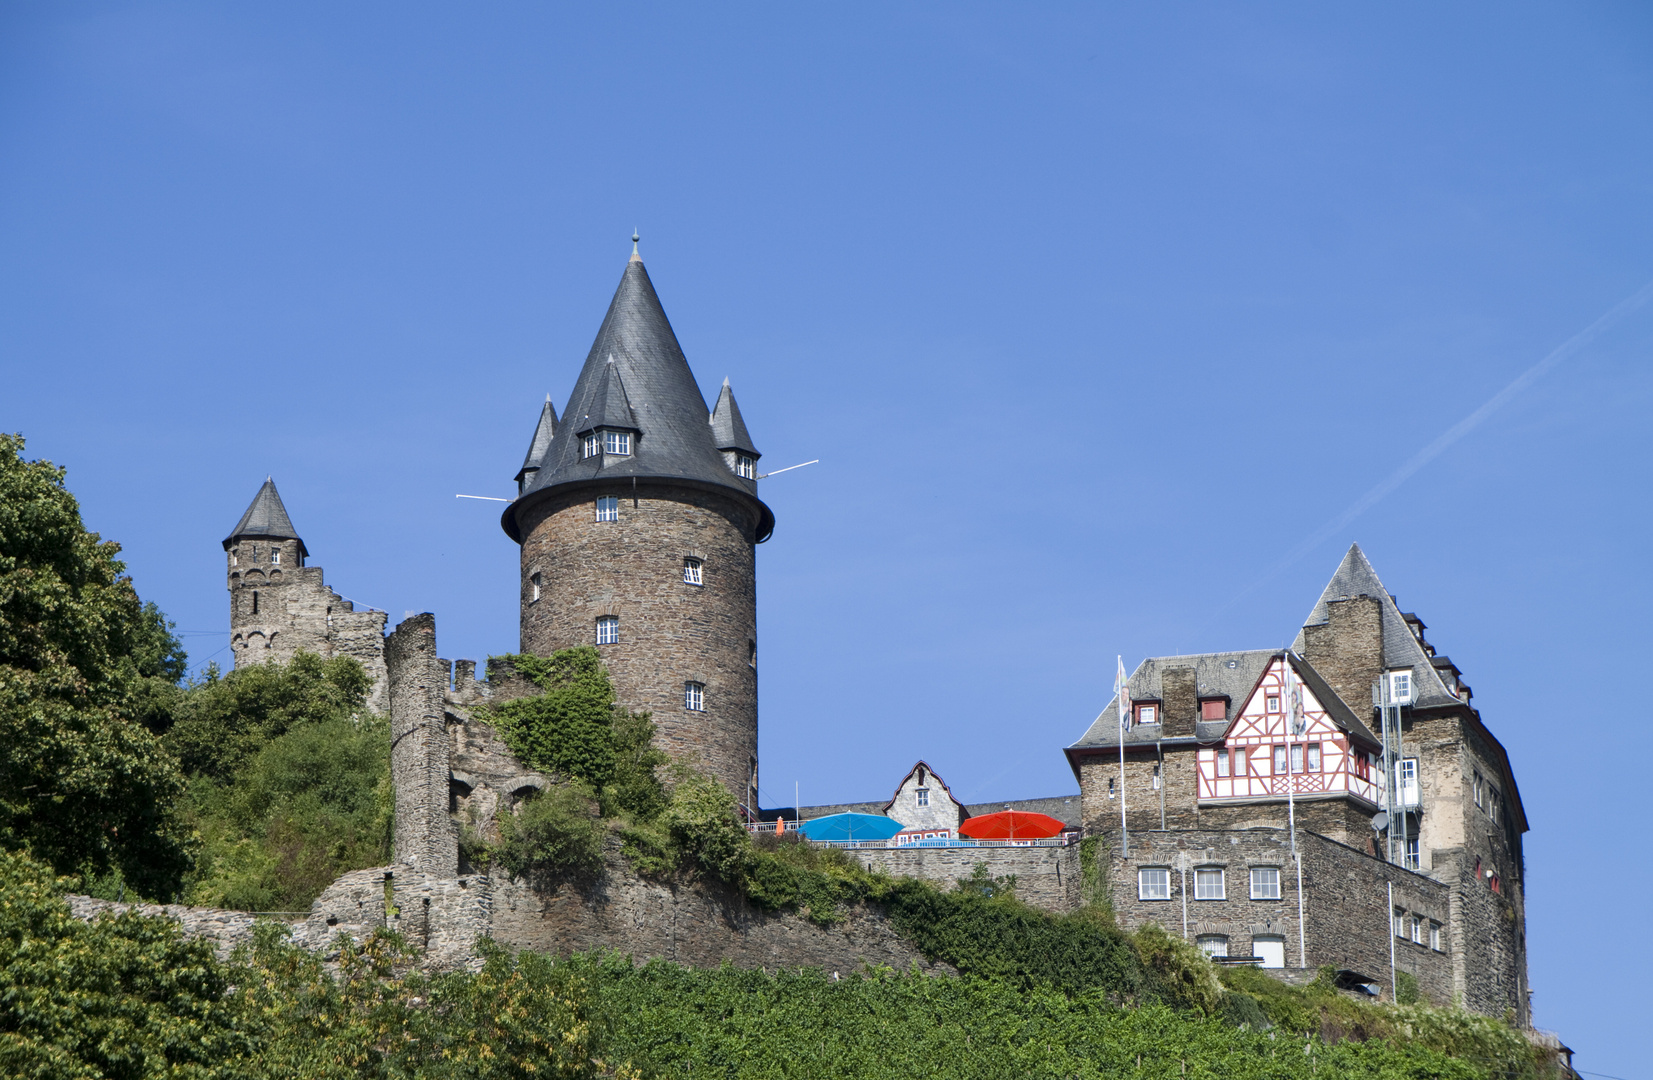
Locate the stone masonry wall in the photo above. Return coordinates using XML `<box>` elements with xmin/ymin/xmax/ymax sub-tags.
<box><xmin>517</xmin><ymin>483</ymin><xmax>759</xmax><ymax>809</ymax></box>
<box><xmin>388</xmin><ymin>614</ymin><xmax>458</xmax><ymax>878</ymax></box>
<box><xmin>1299</xmin><ymin>596</ymin><xmax>1384</xmax><ymax>715</ymax></box>
<box><xmin>846</xmin><ymin>842</ymin><xmax>1081</xmax><ymax>914</ymax></box>
<box><xmin>1100</xmin><ymin>826</ymin><xmax>1456</xmax><ymax>1007</ymax></box>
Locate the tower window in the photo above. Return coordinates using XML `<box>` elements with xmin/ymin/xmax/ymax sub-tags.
<box><xmin>736</xmin><ymin>454</ymin><xmax>756</xmax><ymax>479</ymax></box>
<box><xmin>596</xmin><ymin>616</ymin><xmax>619</xmax><ymax>645</ymax></box>
<box><xmin>583</xmin><ymin>434</ymin><xmax>599</xmax><ymax>458</ymax></box>
<box><xmin>530</xmin><ymin>572</ymin><xmax>542</xmax><ymax>602</ymax></box>
<box><xmin>596</xmin><ymin>496</ymin><xmax>619</xmax><ymax>522</ymax></box>
<box><xmin>915</xmin><ymin>787</ymin><xmax>930</xmax><ymax>807</ymax></box>
<box><xmin>684</xmin><ymin>681</ymin><xmax>705</xmax><ymax>711</ymax></box>
<box><xmin>683</xmin><ymin>557</ymin><xmax>703</xmax><ymax>585</ymax></box>
<box><xmin>251</xmin><ymin>591</ymin><xmax>259</xmax><ymax>615</ymax></box>
<box><xmin>270</xmin><ymin>548</ymin><xmax>281</xmax><ymax>565</ymax></box>
<box><xmin>231</xmin><ymin>552</ymin><xmax>238</xmax><ymax>567</ymax></box>
<box><xmin>604</xmin><ymin>430</ymin><xmax>631</xmax><ymax>455</ymax></box>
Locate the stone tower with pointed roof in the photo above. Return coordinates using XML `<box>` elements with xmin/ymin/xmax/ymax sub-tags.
<box><xmin>225</xmin><ymin>478</ymin><xmax>389</xmax><ymax>712</ymax></box>
<box><xmin>501</xmin><ymin>249</ymin><xmax>774</xmax><ymax>810</ymax></box>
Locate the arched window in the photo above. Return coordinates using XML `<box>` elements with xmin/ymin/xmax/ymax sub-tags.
<box><xmin>596</xmin><ymin>615</ymin><xmax>619</xmax><ymax>645</ymax></box>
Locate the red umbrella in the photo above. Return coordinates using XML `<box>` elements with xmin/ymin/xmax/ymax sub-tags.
<box><xmin>958</xmin><ymin>810</ymin><xmax>1067</xmax><ymax>840</ymax></box>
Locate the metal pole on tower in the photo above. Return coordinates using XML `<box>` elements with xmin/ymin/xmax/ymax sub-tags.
<box><xmin>1285</xmin><ymin>650</ymin><xmax>1308</xmax><ymax>968</ymax></box>
<box><xmin>1117</xmin><ymin>656</ymin><xmax>1130</xmax><ymax>860</ymax></box>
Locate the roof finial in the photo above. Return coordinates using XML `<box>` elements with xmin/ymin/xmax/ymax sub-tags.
<box><xmin>630</xmin><ymin>229</ymin><xmax>640</xmax><ymax>261</ymax></box>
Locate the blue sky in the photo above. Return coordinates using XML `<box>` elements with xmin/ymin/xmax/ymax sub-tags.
<box><xmin>3</xmin><ymin>3</ymin><xmax>1650</xmax><ymax>1070</ymax></box>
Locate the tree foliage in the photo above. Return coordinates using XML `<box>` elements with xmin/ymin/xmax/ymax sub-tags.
<box><xmin>0</xmin><ymin>433</ymin><xmax>194</xmax><ymax>899</ymax></box>
<box><xmin>496</xmin><ymin>781</ymin><xmax>606</xmax><ymax>879</ymax></box>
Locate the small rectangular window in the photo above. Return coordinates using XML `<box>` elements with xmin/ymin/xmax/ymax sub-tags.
<box><xmin>1411</xmin><ymin>915</ymin><xmax>1424</xmax><ymax>944</ymax></box>
<box><xmin>596</xmin><ymin>615</ymin><xmax>619</xmax><ymax>645</ymax></box>
<box><xmin>584</xmin><ymin>433</ymin><xmax>600</xmax><ymax>458</ymax></box>
<box><xmin>604</xmin><ymin>430</ymin><xmax>631</xmax><ymax>455</ymax></box>
<box><xmin>530</xmin><ymin>572</ymin><xmax>542</xmax><ymax>602</ymax></box>
<box><xmin>1389</xmin><ymin>670</ymin><xmax>1412</xmax><ymax>704</ymax></box>
<box><xmin>270</xmin><ymin>548</ymin><xmax>281</xmax><ymax>565</ymax></box>
<box><xmin>1306</xmin><ymin>743</ymin><xmax>1321</xmax><ymax>772</ymax></box>
<box><xmin>1404</xmin><ymin>837</ymin><xmax>1420</xmax><ymax>870</ymax></box>
<box><xmin>1394</xmin><ymin>906</ymin><xmax>1406</xmax><ymax>939</ymax></box>
<box><xmin>1136</xmin><ymin>704</ymin><xmax>1157</xmax><ymax>725</ymax></box>
<box><xmin>1266</xmin><ymin>694</ymin><xmax>1281</xmax><ymax>713</ymax></box>
<box><xmin>1200</xmin><ymin>699</ymin><xmax>1227</xmax><ymax>721</ymax></box>
<box><xmin>1250</xmin><ymin>867</ymin><xmax>1280</xmax><ymax>899</ymax></box>
<box><xmin>1215</xmin><ymin>749</ymin><xmax>1230</xmax><ymax>778</ymax></box>
<box><xmin>1473</xmin><ymin>770</ymin><xmax>1483</xmax><ymax>807</ymax></box>
<box><xmin>1196</xmin><ymin>935</ymin><xmax>1228</xmax><ymax>958</ymax></box>
<box><xmin>683</xmin><ymin>557</ymin><xmax>703</xmax><ymax>585</ymax></box>
<box><xmin>596</xmin><ymin>496</ymin><xmax>619</xmax><ymax>522</ymax></box>
<box><xmin>1429</xmin><ymin>921</ymin><xmax>1442</xmax><ymax>951</ymax></box>
<box><xmin>1194</xmin><ymin>868</ymin><xmax>1225</xmax><ymax>900</ymax></box>
<box><xmin>1273</xmin><ymin>745</ymin><xmax>1288</xmax><ymax>775</ymax></box>
<box><xmin>1137</xmin><ymin>867</ymin><xmax>1171</xmax><ymax>900</ymax></box>
<box><xmin>684</xmin><ymin>681</ymin><xmax>705</xmax><ymax>711</ymax></box>
<box><xmin>1397</xmin><ymin>758</ymin><xmax>1419</xmax><ymax>807</ymax></box>
<box><xmin>915</xmin><ymin>787</ymin><xmax>930</xmax><ymax>807</ymax></box>
<box><xmin>1289</xmin><ymin>744</ymin><xmax>1303</xmax><ymax>773</ymax></box>
<box><xmin>737</xmin><ymin>454</ymin><xmax>756</xmax><ymax>479</ymax></box>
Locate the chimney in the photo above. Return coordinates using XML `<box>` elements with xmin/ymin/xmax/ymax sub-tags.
<box><xmin>1161</xmin><ymin>666</ymin><xmax>1198</xmax><ymax>737</ymax></box>
<box><xmin>1300</xmin><ymin>595</ymin><xmax>1384</xmax><ymax>716</ymax></box>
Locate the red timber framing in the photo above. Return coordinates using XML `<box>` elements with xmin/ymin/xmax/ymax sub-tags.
<box><xmin>1197</xmin><ymin>656</ymin><xmax>1382</xmax><ymax>807</ymax></box>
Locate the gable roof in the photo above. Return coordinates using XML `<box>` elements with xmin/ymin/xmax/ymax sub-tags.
<box><xmin>223</xmin><ymin>478</ymin><xmax>306</xmax><ymax>558</ymax></box>
<box><xmin>880</xmin><ymin>760</ymin><xmax>967</xmax><ymax>815</ymax></box>
<box><xmin>502</xmin><ymin>253</ymin><xmax>774</xmax><ymax>543</ymax></box>
<box><xmin>1066</xmin><ymin>649</ymin><xmax>1279</xmax><ymax>752</ymax></box>
<box><xmin>515</xmin><ymin>396</ymin><xmax>558</xmax><ymax>485</ymax></box>
<box><xmin>709</xmin><ymin>378</ymin><xmax>759</xmax><ymax>456</ymax></box>
<box><xmin>1287</xmin><ymin>652</ymin><xmax>1381</xmax><ymax>747</ymax></box>
<box><xmin>1291</xmin><ymin>543</ymin><xmax>1460</xmax><ymax>709</ymax></box>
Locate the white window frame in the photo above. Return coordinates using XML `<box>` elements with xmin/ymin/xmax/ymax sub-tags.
<box><xmin>603</xmin><ymin>430</ymin><xmax>631</xmax><ymax>455</ymax></box>
<box><xmin>1137</xmin><ymin>867</ymin><xmax>1171</xmax><ymax>901</ymax></box>
<box><xmin>684</xmin><ymin>681</ymin><xmax>705</xmax><ymax>711</ymax></box>
<box><xmin>1196</xmin><ymin>934</ymin><xmax>1229</xmax><ymax>959</ymax></box>
<box><xmin>1410</xmin><ymin>915</ymin><xmax>1424</xmax><ymax>945</ymax></box>
<box><xmin>595</xmin><ymin>615</ymin><xmax>619</xmax><ymax>645</ymax></box>
<box><xmin>1273</xmin><ymin>745</ymin><xmax>1288</xmax><ymax>775</ymax></box>
<box><xmin>1249</xmin><ymin>866</ymin><xmax>1281</xmax><ymax>900</ymax></box>
<box><xmin>1397</xmin><ymin>758</ymin><xmax>1419</xmax><ymax>807</ymax></box>
<box><xmin>1429</xmin><ymin>921</ymin><xmax>1442</xmax><ymax>952</ymax></box>
<box><xmin>596</xmin><ymin>496</ymin><xmax>619</xmax><ymax>522</ymax></box>
<box><xmin>530</xmin><ymin>572</ymin><xmax>542</xmax><ymax>602</ymax></box>
<box><xmin>1403</xmin><ymin>837</ymin><xmax>1420</xmax><ymax>870</ymax></box>
<box><xmin>583</xmin><ymin>433</ymin><xmax>600</xmax><ymax>458</ymax></box>
<box><xmin>1289</xmin><ymin>744</ymin><xmax>1304</xmax><ymax>773</ymax></box>
<box><xmin>1266</xmin><ymin>694</ymin><xmax>1281</xmax><ymax>713</ymax></box>
<box><xmin>270</xmin><ymin>548</ymin><xmax>280</xmax><ymax>565</ymax></box>
<box><xmin>683</xmin><ymin>557</ymin><xmax>703</xmax><ymax>586</ymax></box>
<box><xmin>737</xmin><ymin>454</ymin><xmax>756</xmax><ymax>479</ymax></box>
<box><xmin>915</xmin><ymin>787</ymin><xmax>930</xmax><ymax>807</ymax></box>
<box><xmin>1388</xmin><ymin>669</ymin><xmax>1413</xmax><ymax>705</ymax></box>
<box><xmin>1193</xmin><ymin>867</ymin><xmax>1225</xmax><ymax>900</ymax></box>
<box><xmin>1393</xmin><ymin>906</ymin><xmax>1406</xmax><ymax>939</ymax></box>
<box><xmin>1306</xmin><ymin>743</ymin><xmax>1321</xmax><ymax>772</ymax></box>
<box><xmin>1215</xmin><ymin>749</ymin><xmax>1230</xmax><ymax>778</ymax></box>
<box><xmin>1136</xmin><ymin>704</ymin><xmax>1157</xmax><ymax>725</ymax></box>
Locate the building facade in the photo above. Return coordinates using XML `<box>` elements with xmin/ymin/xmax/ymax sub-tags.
<box><xmin>1065</xmin><ymin>545</ymin><xmax>1529</xmax><ymax>1019</ymax></box>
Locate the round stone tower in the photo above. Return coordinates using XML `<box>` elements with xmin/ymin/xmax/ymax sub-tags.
<box><xmin>501</xmin><ymin>247</ymin><xmax>774</xmax><ymax>812</ymax></box>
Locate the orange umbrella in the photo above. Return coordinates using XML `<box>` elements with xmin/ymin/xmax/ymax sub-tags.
<box><xmin>958</xmin><ymin>810</ymin><xmax>1066</xmax><ymax>840</ymax></box>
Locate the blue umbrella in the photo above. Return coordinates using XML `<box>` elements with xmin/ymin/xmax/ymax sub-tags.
<box><xmin>797</xmin><ymin>812</ymin><xmax>904</xmax><ymax>842</ymax></box>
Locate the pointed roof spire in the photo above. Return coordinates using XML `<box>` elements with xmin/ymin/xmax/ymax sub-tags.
<box><xmin>503</xmin><ymin>253</ymin><xmax>774</xmax><ymax>544</ymax></box>
<box><xmin>223</xmin><ymin>477</ymin><xmax>307</xmax><ymax>557</ymax></box>
<box><xmin>515</xmin><ymin>395</ymin><xmax>558</xmax><ymax>485</ymax></box>
<box><xmin>1292</xmin><ymin>544</ymin><xmax>1456</xmax><ymax>708</ymax></box>
<box><xmin>630</xmin><ymin>229</ymin><xmax>641</xmax><ymax>263</ymax></box>
<box><xmin>709</xmin><ymin>377</ymin><xmax>760</xmax><ymax>457</ymax></box>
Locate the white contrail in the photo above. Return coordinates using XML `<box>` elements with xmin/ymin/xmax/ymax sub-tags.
<box><xmin>1216</xmin><ymin>276</ymin><xmax>1653</xmax><ymax>616</ymax></box>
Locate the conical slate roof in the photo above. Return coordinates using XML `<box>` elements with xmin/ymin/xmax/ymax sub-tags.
<box><xmin>515</xmin><ymin>396</ymin><xmax>558</xmax><ymax>485</ymax></box>
<box><xmin>224</xmin><ymin>478</ymin><xmax>307</xmax><ymax>557</ymax></box>
<box><xmin>1291</xmin><ymin>544</ymin><xmax>1459</xmax><ymax>709</ymax></box>
<box><xmin>503</xmin><ymin>254</ymin><xmax>774</xmax><ymax>543</ymax></box>
<box><xmin>709</xmin><ymin>378</ymin><xmax>759</xmax><ymax>456</ymax></box>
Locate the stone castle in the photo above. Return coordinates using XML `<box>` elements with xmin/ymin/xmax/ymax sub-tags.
<box><xmin>212</xmin><ymin>246</ymin><xmax>1534</xmax><ymax>1023</ymax></box>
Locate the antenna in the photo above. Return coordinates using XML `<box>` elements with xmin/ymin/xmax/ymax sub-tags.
<box><xmin>756</xmin><ymin>459</ymin><xmax>819</xmax><ymax>480</ymax></box>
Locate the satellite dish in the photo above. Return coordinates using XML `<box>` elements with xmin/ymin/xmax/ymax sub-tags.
<box><xmin>1371</xmin><ymin>812</ymin><xmax>1390</xmax><ymax>832</ymax></box>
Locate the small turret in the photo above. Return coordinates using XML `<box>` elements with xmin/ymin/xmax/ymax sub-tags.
<box><xmin>515</xmin><ymin>395</ymin><xmax>558</xmax><ymax>495</ymax></box>
<box><xmin>709</xmin><ymin>378</ymin><xmax>760</xmax><ymax>481</ymax></box>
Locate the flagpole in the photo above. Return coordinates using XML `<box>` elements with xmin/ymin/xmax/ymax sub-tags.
<box><xmin>1118</xmin><ymin>655</ymin><xmax>1129</xmax><ymax>860</ymax></box>
<box><xmin>1285</xmin><ymin>649</ymin><xmax>1308</xmax><ymax>969</ymax></box>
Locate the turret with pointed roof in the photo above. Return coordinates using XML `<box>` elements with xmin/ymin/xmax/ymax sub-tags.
<box><xmin>224</xmin><ymin>477</ymin><xmax>307</xmax><ymax>559</ymax></box>
<box><xmin>501</xmin><ymin>247</ymin><xmax>772</xmax><ymax>810</ymax></box>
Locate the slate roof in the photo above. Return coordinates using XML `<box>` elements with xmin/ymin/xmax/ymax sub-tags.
<box><xmin>223</xmin><ymin>478</ymin><xmax>306</xmax><ymax>557</ymax></box>
<box><xmin>709</xmin><ymin>379</ymin><xmax>759</xmax><ymax>456</ymax></box>
<box><xmin>503</xmin><ymin>253</ymin><xmax>774</xmax><ymax>543</ymax></box>
<box><xmin>1291</xmin><ymin>544</ymin><xmax>1461</xmax><ymax>710</ymax></box>
<box><xmin>515</xmin><ymin>396</ymin><xmax>558</xmax><ymax>485</ymax></box>
<box><xmin>1065</xmin><ymin>648</ymin><xmax>1381</xmax><ymax>754</ymax></box>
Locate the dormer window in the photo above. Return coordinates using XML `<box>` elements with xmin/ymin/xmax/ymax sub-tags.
<box><xmin>1200</xmin><ymin>698</ymin><xmax>1227</xmax><ymax>721</ymax></box>
<box><xmin>584</xmin><ymin>433</ymin><xmax>599</xmax><ymax>458</ymax></box>
<box><xmin>604</xmin><ymin>430</ymin><xmax>631</xmax><ymax>455</ymax></box>
<box><xmin>1134</xmin><ymin>703</ymin><xmax>1158</xmax><ymax>725</ymax></box>
<box><xmin>1387</xmin><ymin>670</ymin><xmax>1413</xmax><ymax>705</ymax></box>
<box><xmin>736</xmin><ymin>454</ymin><xmax>756</xmax><ymax>479</ymax></box>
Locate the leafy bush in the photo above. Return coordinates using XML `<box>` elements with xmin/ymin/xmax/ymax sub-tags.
<box><xmin>496</xmin><ymin>782</ymin><xmax>605</xmax><ymax>879</ymax></box>
<box><xmin>1396</xmin><ymin>968</ymin><xmax>1421</xmax><ymax>1004</ymax></box>
<box><xmin>1133</xmin><ymin>922</ymin><xmax>1224</xmax><ymax>1014</ymax></box>
<box><xmin>0</xmin><ymin>434</ymin><xmax>195</xmax><ymax>899</ymax></box>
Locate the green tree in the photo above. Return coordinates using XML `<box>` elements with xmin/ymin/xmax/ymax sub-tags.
<box><xmin>0</xmin><ymin>433</ymin><xmax>194</xmax><ymax>899</ymax></box>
